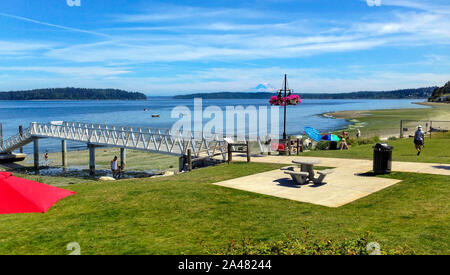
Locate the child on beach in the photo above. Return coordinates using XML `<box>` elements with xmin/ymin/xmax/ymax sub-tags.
<box><xmin>117</xmin><ymin>165</ymin><xmax>124</xmax><ymax>179</ymax></box>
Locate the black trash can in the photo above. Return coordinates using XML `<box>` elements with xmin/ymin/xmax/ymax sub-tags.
<box><xmin>373</xmin><ymin>143</ymin><xmax>393</xmax><ymax>174</ymax></box>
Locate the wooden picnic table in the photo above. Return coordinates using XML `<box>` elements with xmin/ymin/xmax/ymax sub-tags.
<box><xmin>292</xmin><ymin>158</ymin><xmax>322</xmax><ymax>179</ymax></box>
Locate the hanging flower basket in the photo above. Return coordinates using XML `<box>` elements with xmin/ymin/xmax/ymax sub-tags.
<box><xmin>269</xmin><ymin>94</ymin><xmax>301</xmax><ymax>106</ymax></box>
<box><xmin>269</xmin><ymin>96</ymin><xmax>283</xmax><ymax>106</ymax></box>
<box><xmin>285</xmin><ymin>94</ymin><xmax>301</xmax><ymax>105</ymax></box>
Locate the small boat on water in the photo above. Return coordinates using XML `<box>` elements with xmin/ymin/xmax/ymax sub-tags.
<box><xmin>152</xmin><ymin>114</ymin><xmax>160</xmax><ymax>118</ymax></box>
<box><xmin>143</xmin><ymin>108</ymin><xmax>149</xmax><ymax>111</ymax></box>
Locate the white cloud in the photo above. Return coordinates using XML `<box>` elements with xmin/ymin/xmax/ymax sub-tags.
<box><xmin>354</xmin><ymin>12</ymin><xmax>450</xmax><ymax>39</ymax></box>
<box><xmin>381</xmin><ymin>0</ymin><xmax>450</xmax><ymax>14</ymax></box>
<box><xmin>115</xmin><ymin>5</ymin><xmax>265</xmax><ymax>23</ymax></box>
<box><xmin>0</xmin><ymin>41</ymin><xmax>53</xmax><ymax>56</ymax></box>
<box><xmin>366</xmin><ymin>0</ymin><xmax>382</xmax><ymax>7</ymax></box>
<box><xmin>1</xmin><ymin>2</ymin><xmax>449</xmax><ymax>93</ymax></box>
<box><xmin>0</xmin><ymin>66</ymin><xmax>130</xmax><ymax>77</ymax></box>
<box><xmin>0</xmin><ymin>12</ymin><xmax>108</xmax><ymax>37</ymax></box>
<box><xmin>37</xmin><ymin>4</ymin><xmax>449</xmax><ymax>65</ymax></box>
<box><xmin>1</xmin><ymin>65</ymin><xmax>448</xmax><ymax>94</ymax></box>
<box><xmin>43</xmin><ymin>33</ymin><xmax>388</xmax><ymax>64</ymax></box>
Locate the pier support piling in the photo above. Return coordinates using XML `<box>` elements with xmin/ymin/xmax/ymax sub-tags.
<box><xmin>120</xmin><ymin>148</ymin><xmax>126</xmax><ymax>170</ymax></box>
<box><xmin>88</xmin><ymin>144</ymin><xmax>96</xmax><ymax>176</ymax></box>
<box><xmin>400</xmin><ymin>120</ymin><xmax>403</xmax><ymax>138</ymax></box>
<box><xmin>246</xmin><ymin>141</ymin><xmax>251</xmax><ymax>163</ymax></box>
<box><xmin>61</xmin><ymin>140</ymin><xmax>67</xmax><ymax>168</ymax></box>
<box><xmin>179</xmin><ymin>156</ymin><xmax>186</xmax><ymax>172</ymax></box>
<box><xmin>33</xmin><ymin>137</ymin><xmax>39</xmax><ymax>172</ymax></box>
<box><xmin>0</xmin><ymin>123</ymin><xmax>3</xmax><ymax>149</ymax></box>
<box><xmin>187</xmin><ymin>149</ymin><xmax>192</xmax><ymax>171</ymax></box>
<box><xmin>19</xmin><ymin>125</ymin><xmax>24</xmax><ymax>154</ymax></box>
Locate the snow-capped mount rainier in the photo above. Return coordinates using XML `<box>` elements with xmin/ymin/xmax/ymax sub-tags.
<box><xmin>254</xmin><ymin>83</ymin><xmax>276</xmax><ymax>92</ymax></box>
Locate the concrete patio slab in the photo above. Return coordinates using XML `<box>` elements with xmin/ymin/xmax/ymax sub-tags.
<box><xmin>213</xmin><ymin>154</ymin><xmax>448</xmax><ymax>207</ymax></box>
<box><xmin>213</xmin><ymin>168</ymin><xmax>401</xmax><ymax>207</ymax></box>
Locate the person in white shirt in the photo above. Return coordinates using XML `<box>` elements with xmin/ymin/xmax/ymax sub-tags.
<box><xmin>356</xmin><ymin>129</ymin><xmax>361</xmax><ymax>139</ymax></box>
<box><xmin>111</xmin><ymin>156</ymin><xmax>119</xmax><ymax>178</ymax></box>
<box><xmin>414</xmin><ymin>126</ymin><xmax>425</xmax><ymax>156</ymax></box>
<box><xmin>303</xmin><ymin>138</ymin><xmax>312</xmax><ymax>149</ymax></box>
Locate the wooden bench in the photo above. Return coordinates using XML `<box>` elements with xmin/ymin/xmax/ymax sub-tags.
<box><xmin>284</xmin><ymin>171</ymin><xmax>310</xmax><ymax>185</ymax></box>
<box><xmin>312</xmin><ymin>169</ymin><xmax>334</xmax><ymax>185</ymax></box>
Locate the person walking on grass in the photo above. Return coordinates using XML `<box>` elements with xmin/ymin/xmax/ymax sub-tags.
<box><xmin>356</xmin><ymin>129</ymin><xmax>361</xmax><ymax>139</ymax></box>
<box><xmin>111</xmin><ymin>156</ymin><xmax>119</xmax><ymax>178</ymax></box>
<box><xmin>414</xmin><ymin>125</ymin><xmax>425</xmax><ymax>156</ymax></box>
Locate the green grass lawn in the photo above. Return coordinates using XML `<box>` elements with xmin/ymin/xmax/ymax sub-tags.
<box><xmin>301</xmin><ymin>133</ymin><xmax>450</xmax><ymax>164</ymax></box>
<box><xmin>0</xmin><ymin>162</ymin><xmax>448</xmax><ymax>255</ymax></box>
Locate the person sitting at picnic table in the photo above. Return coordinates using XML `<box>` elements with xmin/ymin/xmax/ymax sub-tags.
<box><xmin>340</xmin><ymin>136</ymin><xmax>349</xmax><ymax>150</ymax></box>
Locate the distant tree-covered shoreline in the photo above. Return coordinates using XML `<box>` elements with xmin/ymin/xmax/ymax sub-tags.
<box><xmin>428</xmin><ymin>82</ymin><xmax>450</xmax><ymax>102</ymax></box>
<box><xmin>173</xmin><ymin>87</ymin><xmax>437</xmax><ymax>100</ymax></box>
<box><xmin>0</xmin><ymin>88</ymin><xmax>147</xmax><ymax>100</ymax></box>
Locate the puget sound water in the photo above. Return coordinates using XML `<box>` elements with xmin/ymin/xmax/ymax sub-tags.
<box><xmin>0</xmin><ymin>98</ymin><xmax>427</xmax><ymax>154</ymax></box>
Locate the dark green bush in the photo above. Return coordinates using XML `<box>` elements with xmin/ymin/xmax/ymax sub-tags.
<box><xmin>315</xmin><ymin>141</ymin><xmax>329</xmax><ymax>150</ymax></box>
<box><xmin>346</xmin><ymin>136</ymin><xmax>381</xmax><ymax>146</ymax></box>
<box><xmin>314</xmin><ymin>136</ymin><xmax>381</xmax><ymax>150</ymax></box>
<box><xmin>208</xmin><ymin>232</ymin><xmax>414</xmax><ymax>255</ymax></box>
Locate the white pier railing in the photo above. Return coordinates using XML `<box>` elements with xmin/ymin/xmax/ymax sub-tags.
<box><xmin>1</xmin><ymin>121</ymin><xmax>275</xmax><ymax>158</ymax></box>
<box><xmin>0</xmin><ymin>127</ymin><xmax>32</xmax><ymax>153</ymax></box>
<box><xmin>0</xmin><ymin>121</ymin><xmax>227</xmax><ymax>159</ymax></box>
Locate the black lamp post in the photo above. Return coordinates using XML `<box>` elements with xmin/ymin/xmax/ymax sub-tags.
<box><xmin>278</xmin><ymin>74</ymin><xmax>293</xmax><ymax>140</ymax></box>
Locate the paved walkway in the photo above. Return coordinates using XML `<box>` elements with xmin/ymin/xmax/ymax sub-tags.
<box><xmin>230</xmin><ymin>155</ymin><xmax>450</xmax><ymax>176</ymax></box>
<box><xmin>213</xmin><ymin>155</ymin><xmax>449</xmax><ymax>207</ymax></box>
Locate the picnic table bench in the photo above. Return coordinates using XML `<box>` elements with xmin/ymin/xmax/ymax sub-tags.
<box><xmin>284</xmin><ymin>171</ymin><xmax>310</xmax><ymax>185</ymax></box>
<box><xmin>281</xmin><ymin>158</ymin><xmax>334</xmax><ymax>185</ymax></box>
<box><xmin>292</xmin><ymin>158</ymin><xmax>322</xmax><ymax>179</ymax></box>
<box><xmin>313</xmin><ymin>169</ymin><xmax>334</xmax><ymax>185</ymax></box>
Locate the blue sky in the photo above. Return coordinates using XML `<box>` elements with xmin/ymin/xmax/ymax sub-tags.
<box><xmin>0</xmin><ymin>0</ymin><xmax>449</xmax><ymax>95</ymax></box>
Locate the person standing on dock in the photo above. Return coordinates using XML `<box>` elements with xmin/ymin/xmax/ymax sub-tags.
<box><xmin>111</xmin><ymin>156</ymin><xmax>119</xmax><ymax>178</ymax></box>
<box><xmin>414</xmin><ymin>125</ymin><xmax>425</xmax><ymax>156</ymax></box>
<box><xmin>44</xmin><ymin>152</ymin><xmax>49</xmax><ymax>166</ymax></box>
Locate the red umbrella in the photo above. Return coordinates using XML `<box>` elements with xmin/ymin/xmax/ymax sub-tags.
<box><xmin>0</xmin><ymin>172</ymin><xmax>75</xmax><ymax>214</ymax></box>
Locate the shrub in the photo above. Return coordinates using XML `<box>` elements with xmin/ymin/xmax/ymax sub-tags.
<box><xmin>315</xmin><ymin>141</ymin><xmax>329</xmax><ymax>150</ymax></box>
<box><xmin>347</xmin><ymin>136</ymin><xmax>381</xmax><ymax>146</ymax></box>
<box><xmin>207</xmin><ymin>232</ymin><xmax>414</xmax><ymax>255</ymax></box>
<box><xmin>314</xmin><ymin>136</ymin><xmax>381</xmax><ymax>150</ymax></box>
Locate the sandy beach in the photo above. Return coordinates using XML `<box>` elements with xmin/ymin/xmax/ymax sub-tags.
<box><xmin>322</xmin><ymin>101</ymin><xmax>450</xmax><ymax>138</ymax></box>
